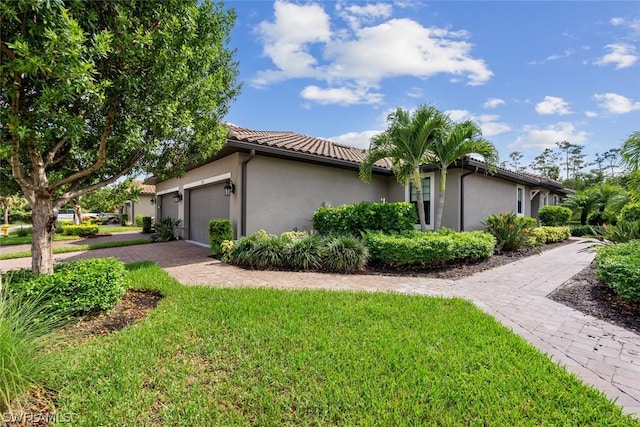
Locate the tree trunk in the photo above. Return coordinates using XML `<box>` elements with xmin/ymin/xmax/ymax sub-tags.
<box><xmin>413</xmin><ymin>174</ymin><xmax>427</xmax><ymax>232</ymax></box>
<box><xmin>580</xmin><ymin>211</ymin><xmax>588</xmax><ymax>226</ymax></box>
<box><xmin>435</xmin><ymin>168</ymin><xmax>447</xmax><ymax>230</ymax></box>
<box><xmin>3</xmin><ymin>207</ymin><xmax>8</xmax><ymax>225</ymax></box>
<box><xmin>31</xmin><ymin>196</ymin><xmax>56</xmax><ymax>275</ymax></box>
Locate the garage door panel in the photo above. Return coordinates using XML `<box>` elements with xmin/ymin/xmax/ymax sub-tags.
<box><xmin>189</xmin><ymin>184</ymin><xmax>229</xmax><ymax>244</ymax></box>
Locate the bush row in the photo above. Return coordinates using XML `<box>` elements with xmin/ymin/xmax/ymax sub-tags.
<box><xmin>312</xmin><ymin>202</ymin><xmax>417</xmax><ymax>236</ymax></box>
<box><xmin>596</xmin><ymin>240</ymin><xmax>640</xmax><ymax>302</ymax></box>
<box><xmin>224</xmin><ymin>231</ymin><xmax>368</xmax><ymax>273</ymax></box>
<box><xmin>63</xmin><ymin>224</ymin><xmax>99</xmax><ymax>236</ymax></box>
<box><xmin>6</xmin><ymin>258</ymin><xmax>129</xmax><ymax>317</ymax></box>
<box><xmin>362</xmin><ymin>230</ymin><xmax>495</xmax><ymax>268</ymax></box>
<box><xmin>529</xmin><ymin>226</ymin><xmax>571</xmax><ymax>244</ymax></box>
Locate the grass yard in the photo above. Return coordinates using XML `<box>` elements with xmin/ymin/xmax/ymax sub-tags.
<box><xmin>0</xmin><ymin>234</ymin><xmax>78</xmax><ymax>246</ymax></box>
<box><xmin>0</xmin><ymin>238</ymin><xmax>152</xmax><ymax>260</ymax></box>
<box><xmin>45</xmin><ymin>262</ymin><xmax>638</xmax><ymax>426</ymax></box>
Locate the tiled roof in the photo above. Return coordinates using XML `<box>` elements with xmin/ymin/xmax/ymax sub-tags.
<box><xmin>227</xmin><ymin>125</ymin><xmax>392</xmax><ymax>170</ymax></box>
<box><xmin>133</xmin><ymin>180</ymin><xmax>156</xmax><ymax>195</ymax></box>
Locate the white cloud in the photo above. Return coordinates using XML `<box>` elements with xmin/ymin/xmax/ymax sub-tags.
<box><xmin>406</xmin><ymin>87</ymin><xmax>423</xmax><ymax>98</ymax></box>
<box><xmin>444</xmin><ymin>109</ymin><xmax>511</xmax><ymax>137</ymax></box>
<box><xmin>585</xmin><ymin>111</ymin><xmax>598</xmax><ymax>118</ymax></box>
<box><xmin>483</xmin><ymin>97</ymin><xmax>505</xmax><ymax>109</ymax></box>
<box><xmin>300</xmin><ymin>85</ymin><xmax>383</xmax><ymax>105</ymax></box>
<box><xmin>595</xmin><ymin>43</ymin><xmax>638</xmax><ymax>69</ymax></box>
<box><xmin>509</xmin><ymin>122</ymin><xmax>589</xmax><ymax>150</ymax></box>
<box><xmin>253</xmin><ymin>2</ymin><xmax>492</xmax><ymax>103</ymax></box>
<box><xmin>528</xmin><ymin>48</ymin><xmax>574</xmax><ymax>65</ymax></box>
<box><xmin>535</xmin><ymin>96</ymin><xmax>573</xmax><ymax>115</ymax></box>
<box><xmin>610</xmin><ymin>17</ymin><xmax>625</xmax><ymax>26</ymax></box>
<box><xmin>328</xmin><ymin>130</ymin><xmax>381</xmax><ymax>149</ymax></box>
<box><xmin>594</xmin><ymin>92</ymin><xmax>640</xmax><ymax>114</ymax></box>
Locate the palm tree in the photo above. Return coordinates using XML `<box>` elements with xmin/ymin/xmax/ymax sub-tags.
<box><xmin>621</xmin><ymin>131</ymin><xmax>640</xmax><ymax>170</ymax></box>
<box><xmin>360</xmin><ymin>105</ymin><xmax>446</xmax><ymax>232</ymax></box>
<box><xmin>424</xmin><ymin>117</ymin><xmax>499</xmax><ymax>230</ymax></box>
<box><xmin>562</xmin><ymin>191</ymin><xmax>599</xmax><ymax>225</ymax></box>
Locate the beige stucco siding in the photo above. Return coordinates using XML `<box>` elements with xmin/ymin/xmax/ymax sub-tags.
<box><xmin>462</xmin><ymin>173</ymin><xmax>529</xmax><ymax>230</ymax></box>
<box><xmin>245</xmin><ymin>156</ymin><xmax>388</xmax><ymax>234</ymax></box>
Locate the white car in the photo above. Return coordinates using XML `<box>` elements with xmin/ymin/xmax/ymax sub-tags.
<box><xmin>57</xmin><ymin>209</ymin><xmax>76</xmax><ymax>221</ymax></box>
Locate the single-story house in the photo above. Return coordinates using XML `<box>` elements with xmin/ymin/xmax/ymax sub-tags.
<box><xmin>120</xmin><ymin>180</ymin><xmax>156</xmax><ymax>224</ymax></box>
<box><xmin>148</xmin><ymin>125</ymin><xmax>571</xmax><ymax>245</ymax></box>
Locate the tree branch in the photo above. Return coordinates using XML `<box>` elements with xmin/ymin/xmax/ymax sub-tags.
<box><xmin>0</xmin><ymin>42</ymin><xmax>16</xmax><ymax>60</ymax></box>
<box><xmin>44</xmin><ymin>137</ymin><xmax>66</xmax><ymax>168</ymax></box>
<box><xmin>49</xmin><ymin>92</ymin><xmax>119</xmax><ymax>190</ymax></box>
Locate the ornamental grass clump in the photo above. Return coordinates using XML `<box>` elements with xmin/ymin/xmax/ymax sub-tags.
<box><xmin>0</xmin><ymin>278</ymin><xmax>62</xmax><ymax>413</ymax></box>
<box><xmin>483</xmin><ymin>212</ymin><xmax>535</xmax><ymax>253</ymax></box>
<box><xmin>322</xmin><ymin>235</ymin><xmax>369</xmax><ymax>272</ymax></box>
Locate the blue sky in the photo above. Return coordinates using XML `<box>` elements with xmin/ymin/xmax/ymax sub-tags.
<box><xmin>224</xmin><ymin>1</ymin><xmax>640</xmax><ymax>170</ymax></box>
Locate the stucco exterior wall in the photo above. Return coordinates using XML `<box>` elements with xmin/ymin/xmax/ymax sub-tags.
<box><xmin>462</xmin><ymin>173</ymin><xmax>528</xmax><ymax>230</ymax></box>
<box><xmin>133</xmin><ymin>195</ymin><xmax>156</xmax><ymax>219</ymax></box>
<box><xmin>245</xmin><ymin>156</ymin><xmax>388</xmax><ymax>234</ymax></box>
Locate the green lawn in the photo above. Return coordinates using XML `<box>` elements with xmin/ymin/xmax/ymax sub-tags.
<box><xmin>47</xmin><ymin>262</ymin><xmax>638</xmax><ymax>426</ymax></box>
<box><xmin>0</xmin><ymin>226</ymin><xmax>142</xmax><ymax>247</ymax></box>
<box><xmin>0</xmin><ymin>238</ymin><xmax>153</xmax><ymax>260</ymax></box>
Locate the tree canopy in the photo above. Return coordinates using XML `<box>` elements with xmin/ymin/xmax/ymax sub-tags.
<box><xmin>1</xmin><ymin>0</ymin><xmax>240</xmax><ymax>273</ymax></box>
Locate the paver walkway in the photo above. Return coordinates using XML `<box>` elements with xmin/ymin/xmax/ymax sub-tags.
<box><xmin>1</xmin><ymin>238</ymin><xmax>639</xmax><ymax>417</ymax></box>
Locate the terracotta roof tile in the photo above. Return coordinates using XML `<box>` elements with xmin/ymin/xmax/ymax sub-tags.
<box><xmin>133</xmin><ymin>180</ymin><xmax>156</xmax><ymax>195</ymax></box>
<box><xmin>227</xmin><ymin>125</ymin><xmax>388</xmax><ymax>169</ymax></box>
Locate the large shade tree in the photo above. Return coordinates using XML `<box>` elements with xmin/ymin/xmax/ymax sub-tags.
<box><xmin>1</xmin><ymin>0</ymin><xmax>240</xmax><ymax>274</ymax></box>
<box><xmin>360</xmin><ymin>106</ymin><xmax>446</xmax><ymax>232</ymax></box>
<box><xmin>425</xmin><ymin>117</ymin><xmax>498</xmax><ymax>230</ymax></box>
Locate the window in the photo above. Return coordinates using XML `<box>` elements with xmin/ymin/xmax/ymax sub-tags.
<box><xmin>553</xmin><ymin>195</ymin><xmax>559</xmax><ymax>206</ymax></box>
<box><xmin>516</xmin><ymin>186</ymin><xmax>524</xmax><ymax>216</ymax></box>
<box><xmin>409</xmin><ymin>177</ymin><xmax>431</xmax><ymax>225</ymax></box>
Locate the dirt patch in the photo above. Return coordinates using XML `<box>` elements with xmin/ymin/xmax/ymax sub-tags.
<box><xmin>62</xmin><ymin>290</ymin><xmax>162</xmax><ymax>339</ymax></box>
<box><xmin>548</xmin><ymin>263</ymin><xmax>640</xmax><ymax>334</ymax></box>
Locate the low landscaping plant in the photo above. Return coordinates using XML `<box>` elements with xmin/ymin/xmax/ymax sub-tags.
<box><xmin>483</xmin><ymin>212</ymin><xmax>534</xmax><ymax>252</ymax></box>
<box><xmin>16</xmin><ymin>227</ymin><xmax>29</xmax><ymax>238</ymax></box>
<box><xmin>538</xmin><ymin>206</ymin><xmax>572</xmax><ymax>226</ymax></box>
<box><xmin>529</xmin><ymin>226</ymin><xmax>571</xmax><ymax>244</ymax></box>
<box><xmin>209</xmin><ymin>219</ymin><xmax>233</xmax><ymax>256</ymax></box>
<box><xmin>601</xmin><ymin>220</ymin><xmax>640</xmax><ymax>243</ymax></box>
<box><xmin>142</xmin><ymin>216</ymin><xmax>153</xmax><ymax>234</ymax></box>
<box><xmin>151</xmin><ymin>217</ymin><xmax>182</xmax><ymax>242</ymax></box>
<box><xmin>569</xmin><ymin>224</ymin><xmax>603</xmax><ymax>237</ymax></box>
<box><xmin>63</xmin><ymin>224</ymin><xmax>99</xmax><ymax>236</ymax></box>
<box><xmin>225</xmin><ymin>231</ymin><xmax>369</xmax><ymax>272</ymax></box>
<box><xmin>596</xmin><ymin>240</ymin><xmax>640</xmax><ymax>302</ymax></box>
<box><xmin>313</xmin><ymin>202</ymin><xmax>417</xmax><ymax>236</ymax></box>
<box><xmin>0</xmin><ymin>283</ymin><xmax>62</xmax><ymax>413</ymax></box>
<box><xmin>135</xmin><ymin>215</ymin><xmax>144</xmax><ymax>227</ymax></box>
<box><xmin>8</xmin><ymin>258</ymin><xmax>129</xmax><ymax>317</ymax></box>
<box><xmin>363</xmin><ymin>230</ymin><xmax>495</xmax><ymax>268</ymax></box>
<box><xmin>619</xmin><ymin>202</ymin><xmax>640</xmax><ymax>223</ymax></box>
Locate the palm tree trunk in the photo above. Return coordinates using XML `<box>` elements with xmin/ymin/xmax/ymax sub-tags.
<box><xmin>412</xmin><ymin>173</ymin><xmax>427</xmax><ymax>232</ymax></box>
<box><xmin>435</xmin><ymin>168</ymin><xmax>447</xmax><ymax>230</ymax></box>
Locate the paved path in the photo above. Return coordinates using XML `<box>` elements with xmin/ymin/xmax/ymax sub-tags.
<box><xmin>1</xmin><ymin>238</ymin><xmax>639</xmax><ymax>417</ymax></box>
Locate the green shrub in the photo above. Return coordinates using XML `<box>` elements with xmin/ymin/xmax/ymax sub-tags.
<box><xmin>483</xmin><ymin>212</ymin><xmax>534</xmax><ymax>252</ymax></box>
<box><xmin>602</xmin><ymin>220</ymin><xmax>640</xmax><ymax>243</ymax></box>
<box><xmin>121</xmin><ymin>213</ymin><xmax>129</xmax><ymax>226</ymax></box>
<box><xmin>63</xmin><ymin>224</ymin><xmax>99</xmax><ymax>236</ymax></box>
<box><xmin>322</xmin><ymin>235</ymin><xmax>369</xmax><ymax>272</ymax></box>
<box><xmin>151</xmin><ymin>217</ymin><xmax>182</xmax><ymax>242</ymax></box>
<box><xmin>529</xmin><ymin>226</ymin><xmax>571</xmax><ymax>244</ymax></box>
<box><xmin>142</xmin><ymin>216</ymin><xmax>153</xmax><ymax>234</ymax></box>
<box><xmin>16</xmin><ymin>227</ymin><xmax>29</xmax><ymax>237</ymax></box>
<box><xmin>363</xmin><ymin>230</ymin><xmax>495</xmax><ymax>268</ymax></box>
<box><xmin>538</xmin><ymin>206</ymin><xmax>572</xmax><ymax>226</ymax></box>
<box><xmin>619</xmin><ymin>203</ymin><xmax>640</xmax><ymax>223</ymax></box>
<box><xmin>209</xmin><ymin>219</ymin><xmax>233</xmax><ymax>256</ymax></box>
<box><xmin>569</xmin><ymin>224</ymin><xmax>603</xmax><ymax>237</ymax></box>
<box><xmin>9</xmin><ymin>258</ymin><xmax>129</xmax><ymax>316</ymax></box>
<box><xmin>596</xmin><ymin>240</ymin><xmax>640</xmax><ymax>302</ymax></box>
<box><xmin>226</xmin><ymin>231</ymin><xmax>369</xmax><ymax>273</ymax></box>
<box><xmin>283</xmin><ymin>234</ymin><xmax>323</xmax><ymax>271</ymax></box>
<box><xmin>0</xmin><ymin>283</ymin><xmax>62</xmax><ymax>412</ymax></box>
<box><xmin>313</xmin><ymin>202</ymin><xmax>417</xmax><ymax>236</ymax></box>
<box><xmin>135</xmin><ymin>215</ymin><xmax>144</xmax><ymax>227</ymax></box>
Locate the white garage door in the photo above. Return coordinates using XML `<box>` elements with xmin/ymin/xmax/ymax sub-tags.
<box><xmin>159</xmin><ymin>194</ymin><xmax>179</xmax><ymax>220</ymax></box>
<box><xmin>189</xmin><ymin>183</ymin><xmax>230</xmax><ymax>244</ymax></box>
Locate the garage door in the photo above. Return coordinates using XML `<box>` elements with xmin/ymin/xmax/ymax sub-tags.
<box><xmin>159</xmin><ymin>194</ymin><xmax>179</xmax><ymax>220</ymax></box>
<box><xmin>189</xmin><ymin>183</ymin><xmax>229</xmax><ymax>244</ymax></box>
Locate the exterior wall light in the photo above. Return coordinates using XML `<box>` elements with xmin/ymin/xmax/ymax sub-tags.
<box><xmin>172</xmin><ymin>192</ymin><xmax>182</xmax><ymax>203</ymax></box>
<box><xmin>224</xmin><ymin>179</ymin><xmax>235</xmax><ymax>196</ymax></box>
<box><xmin>150</xmin><ymin>198</ymin><xmax>156</xmax><ymax>205</ymax></box>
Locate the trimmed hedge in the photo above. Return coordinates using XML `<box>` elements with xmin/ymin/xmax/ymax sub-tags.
<box><xmin>362</xmin><ymin>230</ymin><xmax>495</xmax><ymax>268</ymax></box>
<box><xmin>142</xmin><ymin>216</ymin><xmax>153</xmax><ymax>234</ymax></box>
<box><xmin>209</xmin><ymin>219</ymin><xmax>233</xmax><ymax>256</ymax></box>
<box><xmin>135</xmin><ymin>215</ymin><xmax>144</xmax><ymax>227</ymax></box>
<box><xmin>7</xmin><ymin>258</ymin><xmax>129</xmax><ymax>316</ymax></box>
<box><xmin>538</xmin><ymin>206</ymin><xmax>572</xmax><ymax>226</ymax></box>
<box><xmin>313</xmin><ymin>202</ymin><xmax>417</xmax><ymax>236</ymax></box>
<box><xmin>596</xmin><ymin>241</ymin><xmax>640</xmax><ymax>302</ymax></box>
<box><xmin>224</xmin><ymin>231</ymin><xmax>369</xmax><ymax>273</ymax></box>
<box><xmin>529</xmin><ymin>226</ymin><xmax>571</xmax><ymax>244</ymax></box>
<box><xmin>63</xmin><ymin>224</ymin><xmax>99</xmax><ymax>236</ymax></box>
